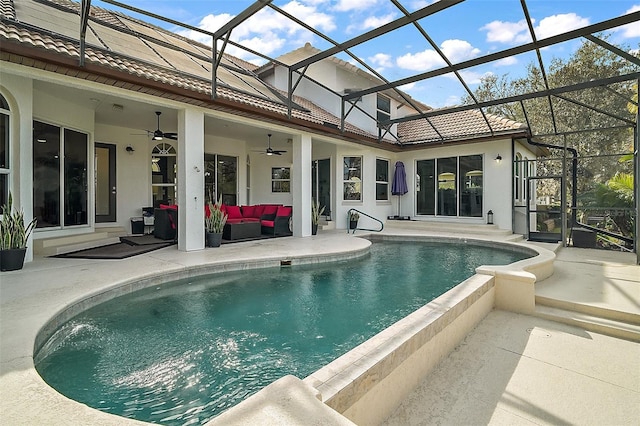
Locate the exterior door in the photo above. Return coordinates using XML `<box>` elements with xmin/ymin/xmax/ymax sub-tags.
<box><xmin>312</xmin><ymin>158</ymin><xmax>331</xmax><ymax>219</ymax></box>
<box><xmin>527</xmin><ymin>175</ymin><xmax>564</xmax><ymax>242</ymax></box>
<box><xmin>95</xmin><ymin>142</ymin><xmax>116</xmax><ymax>223</ymax></box>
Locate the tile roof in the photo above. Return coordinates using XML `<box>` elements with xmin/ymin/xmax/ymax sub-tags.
<box><xmin>1</xmin><ymin>0</ymin><xmax>528</xmax><ymax>148</ymax></box>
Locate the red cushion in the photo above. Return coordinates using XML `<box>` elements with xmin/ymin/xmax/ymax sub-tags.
<box><xmin>220</xmin><ymin>204</ymin><xmax>227</xmax><ymax>214</ymax></box>
<box><xmin>262</xmin><ymin>205</ymin><xmax>279</xmax><ymax>215</ymax></box>
<box><xmin>242</xmin><ymin>205</ymin><xmax>256</xmax><ymax>218</ymax></box>
<box><xmin>226</xmin><ymin>205</ymin><xmax>242</xmax><ymax>219</ymax></box>
<box><xmin>254</xmin><ymin>205</ymin><xmax>266</xmax><ymax>218</ymax></box>
<box><xmin>261</xmin><ymin>220</ymin><xmax>275</xmax><ymax>227</ymax></box>
<box><xmin>242</xmin><ymin>217</ymin><xmax>260</xmax><ymax>223</ymax></box>
<box><xmin>160</xmin><ymin>204</ymin><xmax>177</xmax><ymax>210</ymax></box>
<box><xmin>205</xmin><ymin>204</ymin><xmax>211</xmax><ymax>218</ymax></box>
<box><xmin>276</xmin><ymin>206</ymin><xmax>292</xmax><ymax>217</ymax></box>
<box><xmin>226</xmin><ymin>218</ymin><xmax>244</xmax><ymax>224</ymax></box>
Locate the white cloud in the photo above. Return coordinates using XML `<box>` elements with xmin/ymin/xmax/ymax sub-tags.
<box><xmin>617</xmin><ymin>5</ymin><xmax>640</xmax><ymax>38</ymax></box>
<box><xmin>369</xmin><ymin>53</ymin><xmax>393</xmax><ymax>69</ymax></box>
<box><xmin>362</xmin><ymin>13</ymin><xmax>397</xmax><ymax>30</ymax></box>
<box><xmin>535</xmin><ymin>13</ymin><xmax>590</xmax><ymax>39</ymax></box>
<box><xmin>481</xmin><ymin>13</ymin><xmax>590</xmax><ymax>44</ymax></box>
<box><xmin>443</xmin><ymin>95</ymin><xmax>461</xmax><ymax>106</ymax></box>
<box><xmin>494</xmin><ymin>56</ymin><xmax>518</xmax><ymax>67</ymax></box>
<box><xmin>457</xmin><ymin>70</ymin><xmax>494</xmax><ymax>85</ymax></box>
<box><xmin>334</xmin><ymin>0</ymin><xmax>377</xmax><ymax>12</ymax></box>
<box><xmin>177</xmin><ymin>1</ymin><xmax>335</xmax><ymax>60</ymax></box>
<box><xmin>399</xmin><ymin>82</ymin><xmax>416</xmax><ymax>91</ymax></box>
<box><xmin>396</xmin><ymin>39</ymin><xmax>481</xmax><ymax>71</ymax></box>
<box><xmin>481</xmin><ymin>19</ymin><xmax>530</xmax><ymax>44</ymax></box>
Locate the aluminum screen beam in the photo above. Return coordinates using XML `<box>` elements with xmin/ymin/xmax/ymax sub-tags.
<box><xmin>344</xmin><ymin>11</ymin><xmax>640</xmax><ymax>102</ymax></box>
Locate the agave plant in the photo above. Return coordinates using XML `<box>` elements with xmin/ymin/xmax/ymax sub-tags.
<box><xmin>205</xmin><ymin>195</ymin><xmax>228</xmax><ymax>234</ymax></box>
<box><xmin>0</xmin><ymin>193</ymin><xmax>37</xmax><ymax>250</ymax></box>
<box><xmin>311</xmin><ymin>199</ymin><xmax>325</xmax><ymax>225</ymax></box>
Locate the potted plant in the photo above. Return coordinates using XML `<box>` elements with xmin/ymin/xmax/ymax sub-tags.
<box><xmin>348</xmin><ymin>211</ymin><xmax>359</xmax><ymax>230</ymax></box>
<box><xmin>1</xmin><ymin>193</ymin><xmax>37</xmax><ymax>271</ymax></box>
<box><xmin>311</xmin><ymin>200</ymin><xmax>325</xmax><ymax>235</ymax></box>
<box><xmin>205</xmin><ymin>195</ymin><xmax>227</xmax><ymax>248</ymax></box>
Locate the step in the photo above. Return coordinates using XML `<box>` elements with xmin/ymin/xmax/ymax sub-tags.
<box><xmin>536</xmin><ymin>295</ymin><xmax>640</xmax><ymax>325</ymax></box>
<box><xmin>384</xmin><ymin>220</ymin><xmax>514</xmax><ymax>236</ymax></box>
<box><xmin>533</xmin><ymin>305</ymin><xmax>640</xmax><ymax>342</ymax></box>
<box><xmin>34</xmin><ymin>227</ymin><xmax>128</xmax><ymax>256</ymax></box>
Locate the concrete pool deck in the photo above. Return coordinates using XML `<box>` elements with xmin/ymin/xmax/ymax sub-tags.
<box><xmin>1</xmin><ymin>229</ymin><xmax>638</xmax><ymax>425</ymax></box>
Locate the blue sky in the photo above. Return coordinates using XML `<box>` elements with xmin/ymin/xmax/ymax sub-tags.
<box><xmin>96</xmin><ymin>0</ymin><xmax>639</xmax><ymax>108</ymax></box>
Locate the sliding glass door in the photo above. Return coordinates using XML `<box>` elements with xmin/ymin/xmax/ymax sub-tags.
<box><xmin>33</xmin><ymin>121</ymin><xmax>88</xmax><ymax>228</ymax></box>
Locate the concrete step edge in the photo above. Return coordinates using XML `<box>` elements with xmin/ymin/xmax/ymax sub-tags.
<box><xmin>536</xmin><ymin>296</ymin><xmax>640</xmax><ymax>325</ymax></box>
<box><xmin>40</xmin><ymin>237</ymin><xmax>123</xmax><ymax>256</ymax></box>
<box><xmin>534</xmin><ymin>305</ymin><xmax>640</xmax><ymax>342</ymax></box>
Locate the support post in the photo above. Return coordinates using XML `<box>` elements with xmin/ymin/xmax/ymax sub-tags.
<box><xmin>177</xmin><ymin>108</ymin><xmax>205</xmax><ymax>251</ymax></box>
<box><xmin>292</xmin><ymin>134</ymin><xmax>312</xmax><ymax>237</ymax></box>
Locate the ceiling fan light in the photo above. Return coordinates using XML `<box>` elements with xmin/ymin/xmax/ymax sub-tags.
<box><xmin>153</xmin><ymin>130</ymin><xmax>163</xmax><ymax>141</ymax></box>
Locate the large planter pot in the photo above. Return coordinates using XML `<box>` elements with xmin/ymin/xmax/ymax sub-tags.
<box><xmin>205</xmin><ymin>231</ymin><xmax>223</xmax><ymax>248</ymax></box>
<box><xmin>349</xmin><ymin>220</ymin><xmax>358</xmax><ymax>230</ymax></box>
<box><xmin>312</xmin><ymin>223</ymin><xmax>318</xmax><ymax>235</ymax></box>
<box><xmin>0</xmin><ymin>248</ymin><xmax>27</xmax><ymax>271</ymax></box>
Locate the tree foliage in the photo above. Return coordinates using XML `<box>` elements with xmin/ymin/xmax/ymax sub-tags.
<box><xmin>464</xmin><ymin>36</ymin><xmax>638</xmax><ymax>210</ymax></box>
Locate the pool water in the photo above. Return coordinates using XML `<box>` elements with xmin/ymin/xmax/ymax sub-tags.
<box><xmin>36</xmin><ymin>241</ymin><xmax>529</xmax><ymax>425</ymax></box>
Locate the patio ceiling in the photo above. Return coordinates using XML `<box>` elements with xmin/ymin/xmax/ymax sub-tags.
<box><xmin>89</xmin><ymin>0</ymin><xmax>640</xmax><ymax>144</ymax></box>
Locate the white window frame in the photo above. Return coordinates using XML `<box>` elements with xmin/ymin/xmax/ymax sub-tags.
<box><xmin>343</xmin><ymin>156</ymin><xmax>362</xmax><ymax>201</ymax></box>
<box><xmin>376</xmin><ymin>158</ymin><xmax>389</xmax><ymax>201</ymax></box>
<box><xmin>271</xmin><ymin>167</ymin><xmax>291</xmax><ymax>193</ymax></box>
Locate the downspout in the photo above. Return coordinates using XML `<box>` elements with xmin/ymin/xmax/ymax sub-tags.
<box><xmin>526</xmin><ymin>137</ymin><xmax>578</xmax><ymax>229</ymax></box>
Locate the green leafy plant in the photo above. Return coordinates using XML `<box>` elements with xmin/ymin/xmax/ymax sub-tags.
<box><xmin>205</xmin><ymin>195</ymin><xmax>228</xmax><ymax>233</ymax></box>
<box><xmin>1</xmin><ymin>192</ymin><xmax>37</xmax><ymax>250</ymax></box>
<box><xmin>349</xmin><ymin>211</ymin><xmax>360</xmax><ymax>221</ymax></box>
<box><xmin>311</xmin><ymin>200</ymin><xmax>325</xmax><ymax>225</ymax></box>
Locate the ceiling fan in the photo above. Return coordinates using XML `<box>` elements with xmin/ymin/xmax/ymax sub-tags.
<box><xmin>149</xmin><ymin>111</ymin><xmax>177</xmax><ymax>141</ymax></box>
<box><xmin>258</xmin><ymin>134</ymin><xmax>287</xmax><ymax>156</ymax></box>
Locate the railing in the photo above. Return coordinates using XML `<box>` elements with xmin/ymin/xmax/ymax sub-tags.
<box><xmin>347</xmin><ymin>208</ymin><xmax>384</xmax><ymax>234</ymax></box>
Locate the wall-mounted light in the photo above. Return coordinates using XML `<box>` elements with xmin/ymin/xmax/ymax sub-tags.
<box><xmin>487</xmin><ymin>210</ymin><xmax>494</xmax><ymax>225</ymax></box>
<box><xmin>125</xmin><ymin>145</ymin><xmax>135</xmax><ymax>154</ymax></box>
<box><xmin>495</xmin><ymin>154</ymin><xmax>502</xmax><ymax>164</ymax></box>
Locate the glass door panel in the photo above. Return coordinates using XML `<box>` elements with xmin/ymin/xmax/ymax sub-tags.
<box><xmin>64</xmin><ymin>129</ymin><xmax>88</xmax><ymax>226</ymax></box>
<box><xmin>437</xmin><ymin>157</ymin><xmax>457</xmax><ymax>216</ymax></box>
<box><xmin>416</xmin><ymin>159</ymin><xmax>435</xmax><ymax>215</ymax></box>
<box><xmin>33</xmin><ymin>121</ymin><xmax>61</xmax><ymax>228</ymax></box>
<box><xmin>95</xmin><ymin>143</ymin><xmax>116</xmax><ymax>222</ymax></box>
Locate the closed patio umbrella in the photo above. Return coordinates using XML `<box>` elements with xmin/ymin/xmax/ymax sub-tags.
<box><xmin>391</xmin><ymin>161</ymin><xmax>408</xmax><ymax>218</ymax></box>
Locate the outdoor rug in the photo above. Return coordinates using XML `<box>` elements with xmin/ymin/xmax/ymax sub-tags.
<box><xmin>53</xmin><ymin>236</ymin><xmax>174</xmax><ymax>259</ymax></box>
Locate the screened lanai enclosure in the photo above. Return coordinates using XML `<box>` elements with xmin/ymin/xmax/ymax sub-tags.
<box><xmin>3</xmin><ymin>0</ymin><xmax>638</xmax><ymax>261</ymax></box>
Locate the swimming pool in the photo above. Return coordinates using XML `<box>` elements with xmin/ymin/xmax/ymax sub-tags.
<box><xmin>35</xmin><ymin>240</ymin><xmax>530</xmax><ymax>425</ymax></box>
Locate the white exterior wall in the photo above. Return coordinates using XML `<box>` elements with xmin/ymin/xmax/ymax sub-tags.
<box><xmin>1</xmin><ymin>73</ymin><xmax>35</xmax><ymax>261</ymax></box>
<box><xmin>398</xmin><ymin>138</ymin><xmax>514</xmax><ymax>230</ymax></box>
<box><xmin>94</xmin><ymin>123</ymin><xmax>154</xmax><ymax>232</ymax></box>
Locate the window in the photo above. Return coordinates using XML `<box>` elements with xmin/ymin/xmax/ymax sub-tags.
<box><xmin>416</xmin><ymin>155</ymin><xmax>483</xmax><ymax>217</ymax></box>
<box><xmin>33</xmin><ymin>121</ymin><xmax>89</xmax><ymax>228</ymax></box>
<box><xmin>204</xmin><ymin>154</ymin><xmax>237</xmax><ymax>205</ymax></box>
<box><xmin>152</xmin><ymin>142</ymin><xmax>177</xmax><ymax>207</ymax></box>
<box><xmin>0</xmin><ymin>94</ymin><xmax>9</xmax><ymax>207</ymax></box>
<box><xmin>377</xmin><ymin>94</ymin><xmax>390</xmax><ymax>124</ymax></box>
<box><xmin>376</xmin><ymin>158</ymin><xmax>389</xmax><ymax>201</ymax></box>
<box><xmin>515</xmin><ymin>152</ymin><xmax>522</xmax><ymax>203</ymax></box>
<box><xmin>271</xmin><ymin>167</ymin><xmax>290</xmax><ymax>193</ymax></box>
<box><xmin>343</xmin><ymin>156</ymin><xmax>362</xmax><ymax>201</ymax></box>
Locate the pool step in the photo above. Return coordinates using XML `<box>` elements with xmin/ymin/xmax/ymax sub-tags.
<box><xmin>533</xmin><ymin>302</ymin><xmax>640</xmax><ymax>342</ymax></box>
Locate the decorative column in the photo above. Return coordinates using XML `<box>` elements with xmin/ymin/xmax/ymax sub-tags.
<box><xmin>292</xmin><ymin>133</ymin><xmax>312</xmax><ymax>237</ymax></box>
<box><xmin>177</xmin><ymin>108</ymin><xmax>205</xmax><ymax>251</ymax></box>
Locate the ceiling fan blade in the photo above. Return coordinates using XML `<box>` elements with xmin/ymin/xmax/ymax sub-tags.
<box><xmin>164</xmin><ymin>133</ymin><xmax>178</xmax><ymax>140</ymax></box>
<box><xmin>273</xmin><ymin>150</ymin><xmax>287</xmax><ymax>154</ymax></box>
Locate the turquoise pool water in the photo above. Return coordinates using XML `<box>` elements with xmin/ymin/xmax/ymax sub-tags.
<box><xmin>36</xmin><ymin>240</ymin><xmax>529</xmax><ymax>425</ymax></box>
